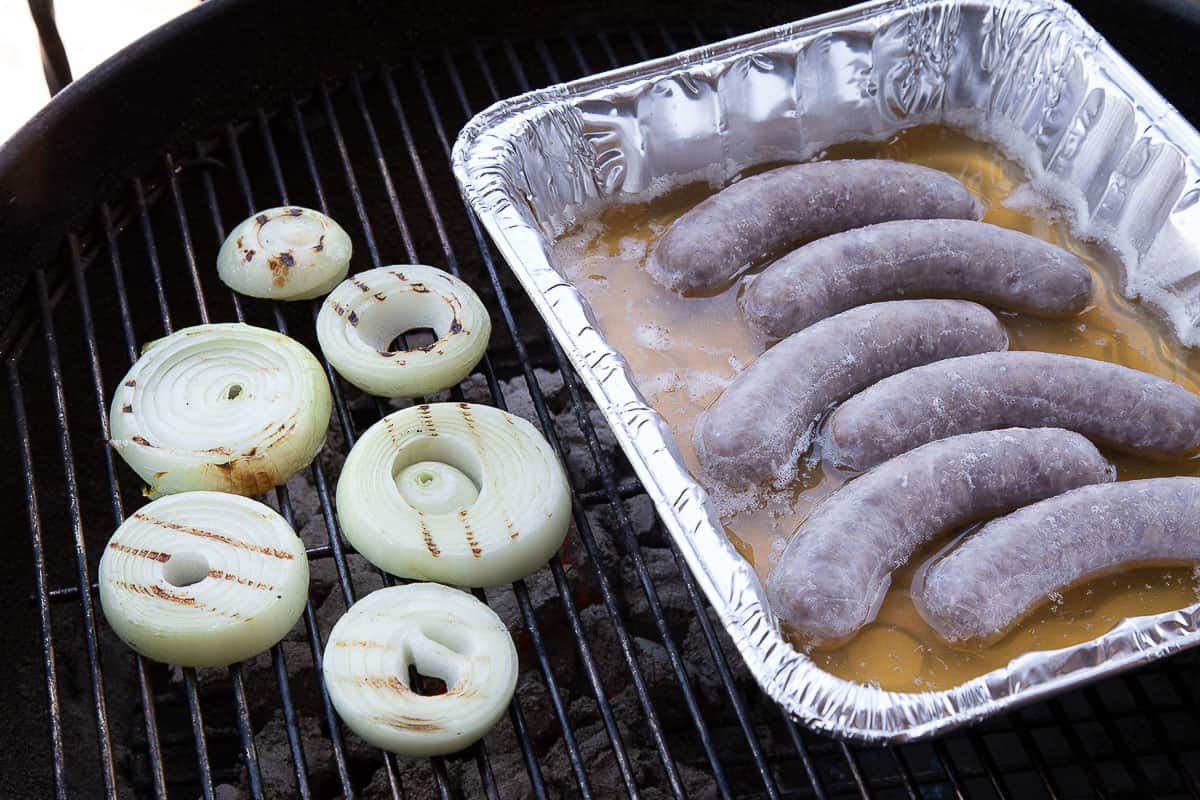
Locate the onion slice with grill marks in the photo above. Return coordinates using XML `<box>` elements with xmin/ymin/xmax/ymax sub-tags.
<box><xmin>217</xmin><ymin>206</ymin><xmax>352</xmax><ymax>300</ymax></box>
<box><xmin>336</xmin><ymin>402</ymin><xmax>570</xmax><ymax>586</ymax></box>
<box><xmin>109</xmin><ymin>323</ymin><xmax>332</xmax><ymax>498</ymax></box>
<box><xmin>316</xmin><ymin>265</ymin><xmax>491</xmax><ymax>398</ymax></box>
<box><xmin>99</xmin><ymin>492</ymin><xmax>309</xmax><ymax>667</ymax></box>
<box><xmin>323</xmin><ymin>583</ymin><xmax>518</xmax><ymax>756</ymax></box>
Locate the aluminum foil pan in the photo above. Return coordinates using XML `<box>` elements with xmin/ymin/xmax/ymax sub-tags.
<box><xmin>452</xmin><ymin>0</ymin><xmax>1200</xmax><ymax>742</ymax></box>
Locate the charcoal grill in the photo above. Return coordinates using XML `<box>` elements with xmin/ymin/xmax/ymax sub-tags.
<box><xmin>5</xmin><ymin>1</ymin><xmax>1200</xmax><ymax>798</ymax></box>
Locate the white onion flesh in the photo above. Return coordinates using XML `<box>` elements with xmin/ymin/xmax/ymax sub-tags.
<box><xmin>109</xmin><ymin>323</ymin><xmax>332</xmax><ymax>498</ymax></box>
<box><xmin>217</xmin><ymin>206</ymin><xmax>352</xmax><ymax>300</ymax></box>
<box><xmin>99</xmin><ymin>492</ymin><xmax>309</xmax><ymax>667</ymax></box>
<box><xmin>323</xmin><ymin>583</ymin><xmax>517</xmax><ymax>756</ymax></box>
<box><xmin>316</xmin><ymin>265</ymin><xmax>491</xmax><ymax>398</ymax></box>
<box><xmin>336</xmin><ymin>402</ymin><xmax>570</xmax><ymax>586</ymax></box>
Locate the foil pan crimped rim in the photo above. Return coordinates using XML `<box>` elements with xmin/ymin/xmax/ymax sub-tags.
<box><xmin>453</xmin><ymin>0</ymin><xmax>1200</xmax><ymax>742</ymax></box>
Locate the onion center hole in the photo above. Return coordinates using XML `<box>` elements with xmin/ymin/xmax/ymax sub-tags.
<box><xmin>408</xmin><ymin>666</ymin><xmax>448</xmax><ymax>697</ymax></box>
<box><xmin>387</xmin><ymin>326</ymin><xmax>438</xmax><ymax>353</ymax></box>
<box><xmin>226</xmin><ymin>384</ymin><xmax>244</xmax><ymax>400</ymax></box>
<box><xmin>163</xmin><ymin>552</ymin><xmax>210</xmax><ymax>587</ymax></box>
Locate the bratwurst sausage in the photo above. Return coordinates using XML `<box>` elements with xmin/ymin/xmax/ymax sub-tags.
<box><xmin>646</xmin><ymin>159</ymin><xmax>983</xmax><ymax>296</ymax></box>
<box><xmin>693</xmin><ymin>300</ymin><xmax>1008</xmax><ymax>487</ymax></box>
<box><xmin>916</xmin><ymin>477</ymin><xmax>1200</xmax><ymax>642</ymax></box>
<box><xmin>767</xmin><ymin>428</ymin><xmax>1113</xmax><ymax>644</ymax></box>
<box><xmin>826</xmin><ymin>352</ymin><xmax>1200</xmax><ymax>472</ymax></box>
<box><xmin>741</xmin><ymin>219</ymin><xmax>1093</xmax><ymax>340</ymax></box>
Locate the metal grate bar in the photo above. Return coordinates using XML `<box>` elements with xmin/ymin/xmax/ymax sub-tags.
<box><xmin>230</xmin><ymin>665</ymin><xmax>266</xmax><ymax>798</ymax></box>
<box><xmin>211</xmin><ymin>111</ymin><xmax>393</xmax><ymax>800</ymax></box>
<box><xmin>164</xmin><ymin>154</ymin><xmax>211</xmax><ymax>324</ymax></box>
<box><xmin>1006</xmin><ymin>713</ymin><xmax>1061</xmax><ymax>799</ymax></box>
<box><xmin>413</xmin><ymin>47</ymin><xmax>686</xmax><ymax>797</ymax></box>
<box><xmin>562</xmin><ymin>29</ymin><xmax>840</xmax><ymax>800</ymax></box>
<box><xmin>1047</xmin><ymin>691</ymin><xmax>1109</xmax><ymax>795</ymax></box>
<box><xmin>469</xmin><ymin>39</ymin><xmax>693</xmax><ymax>799</ymax></box>
<box><xmin>132</xmin><ymin>179</ymin><xmax>175</xmax><ymax>333</ymax></box>
<box><xmin>530</xmin><ymin>37</ymin><xmax>745</xmax><ymax>800</ymax></box>
<box><xmin>966</xmin><ymin>730</ymin><xmax>1012</xmax><ymax>799</ymax></box>
<box><xmin>182</xmin><ymin>669</ymin><xmax>215</xmax><ymax>799</ymax></box>
<box><xmin>331</xmin><ymin>73</ymin><xmax>506</xmax><ymax>796</ymax></box>
<box><xmin>194</xmin><ymin>157</ymin><xmax>339</xmax><ymax>799</ymax></box>
<box><xmin>34</xmin><ymin>268</ymin><xmax>119</xmax><ymax>797</ymax></box>
<box><xmin>350</xmin><ymin>64</ymin><xmax>561</xmax><ymax>798</ymax></box>
<box><xmin>779</xmin><ymin>718</ymin><xmax>830</xmax><ymax>800</ymax></box>
<box><xmin>162</xmin><ymin>153</ymin><xmax>272</xmax><ymax>799</ymax></box>
<box><xmin>440</xmin><ymin>44</ymin><xmax>701</xmax><ymax>796</ymax></box>
<box><xmin>100</xmin><ymin>205</ymin><xmax>141</xmax><ymax>364</ymax></box>
<box><xmin>299</xmin><ymin>83</ymin><xmax>478</xmax><ymax>800</ymax></box>
<box><xmin>932</xmin><ymin>740</ymin><xmax>971</xmax><ymax>799</ymax></box>
<box><xmin>68</xmin><ymin>231</ymin><xmax>170</xmax><ymax>799</ymax></box>
<box><xmin>8</xmin><ymin>363</ymin><xmax>68</xmax><ymax>799</ymax></box>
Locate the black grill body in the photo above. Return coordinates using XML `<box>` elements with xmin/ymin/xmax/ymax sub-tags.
<box><xmin>4</xmin><ymin>2</ymin><xmax>1200</xmax><ymax>798</ymax></box>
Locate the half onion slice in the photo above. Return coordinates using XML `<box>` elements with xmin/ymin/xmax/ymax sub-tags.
<box><xmin>217</xmin><ymin>206</ymin><xmax>352</xmax><ymax>300</ymax></box>
<box><xmin>99</xmin><ymin>492</ymin><xmax>309</xmax><ymax>667</ymax></box>
<box><xmin>316</xmin><ymin>265</ymin><xmax>491</xmax><ymax>398</ymax></box>
<box><xmin>109</xmin><ymin>323</ymin><xmax>332</xmax><ymax>498</ymax></box>
<box><xmin>323</xmin><ymin>583</ymin><xmax>518</xmax><ymax>756</ymax></box>
<box><xmin>336</xmin><ymin>402</ymin><xmax>570</xmax><ymax>586</ymax></box>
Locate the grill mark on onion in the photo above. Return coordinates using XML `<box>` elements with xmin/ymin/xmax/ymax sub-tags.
<box><xmin>374</xmin><ymin>715</ymin><xmax>444</xmax><ymax>733</ymax></box>
<box><xmin>459</xmin><ymin>510</ymin><xmax>483</xmax><ymax>557</ymax></box>
<box><xmin>113</xmin><ymin>581</ymin><xmax>250</xmax><ymax>620</ymax></box>
<box><xmin>132</xmin><ymin>513</ymin><xmax>296</xmax><ymax>559</ymax></box>
<box><xmin>418</xmin><ymin>404</ymin><xmax>438</xmax><ymax>436</ymax></box>
<box><xmin>357</xmin><ymin>675</ymin><xmax>414</xmax><ymax>693</ymax></box>
<box><xmin>206</xmin><ymin>569</ymin><xmax>275</xmax><ymax>592</ymax></box>
<box><xmin>419</xmin><ymin>514</ymin><xmax>441</xmax><ymax>557</ymax></box>
<box><xmin>107</xmin><ymin>541</ymin><xmax>171</xmax><ymax>562</ymax></box>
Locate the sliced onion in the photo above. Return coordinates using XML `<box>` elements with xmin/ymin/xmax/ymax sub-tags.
<box><xmin>217</xmin><ymin>206</ymin><xmax>352</xmax><ymax>300</ymax></box>
<box><xmin>99</xmin><ymin>491</ymin><xmax>309</xmax><ymax>667</ymax></box>
<box><xmin>316</xmin><ymin>265</ymin><xmax>491</xmax><ymax>398</ymax></box>
<box><xmin>323</xmin><ymin>583</ymin><xmax>517</xmax><ymax>756</ymax></box>
<box><xmin>109</xmin><ymin>323</ymin><xmax>332</xmax><ymax>498</ymax></box>
<box><xmin>336</xmin><ymin>402</ymin><xmax>570</xmax><ymax>586</ymax></box>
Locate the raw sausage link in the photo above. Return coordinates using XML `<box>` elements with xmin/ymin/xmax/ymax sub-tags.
<box><xmin>767</xmin><ymin>428</ymin><xmax>1114</xmax><ymax>644</ymax></box>
<box><xmin>741</xmin><ymin>219</ymin><xmax>1093</xmax><ymax>340</ymax></box>
<box><xmin>693</xmin><ymin>299</ymin><xmax>1007</xmax><ymax>487</ymax></box>
<box><xmin>827</xmin><ymin>351</ymin><xmax>1200</xmax><ymax>472</ymax></box>
<box><xmin>916</xmin><ymin>477</ymin><xmax>1200</xmax><ymax>642</ymax></box>
<box><xmin>646</xmin><ymin>159</ymin><xmax>983</xmax><ymax>296</ymax></box>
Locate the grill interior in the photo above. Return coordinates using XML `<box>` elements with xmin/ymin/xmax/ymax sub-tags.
<box><xmin>6</xmin><ymin>20</ymin><xmax>1200</xmax><ymax>800</ymax></box>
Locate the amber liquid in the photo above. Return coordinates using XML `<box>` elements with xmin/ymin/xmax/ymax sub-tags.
<box><xmin>551</xmin><ymin>125</ymin><xmax>1200</xmax><ymax>692</ymax></box>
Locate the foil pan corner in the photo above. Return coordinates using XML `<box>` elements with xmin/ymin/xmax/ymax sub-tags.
<box><xmin>453</xmin><ymin>0</ymin><xmax>1200</xmax><ymax>742</ymax></box>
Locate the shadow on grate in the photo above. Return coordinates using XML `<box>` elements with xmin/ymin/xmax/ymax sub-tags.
<box><xmin>6</xmin><ymin>21</ymin><xmax>1200</xmax><ymax>800</ymax></box>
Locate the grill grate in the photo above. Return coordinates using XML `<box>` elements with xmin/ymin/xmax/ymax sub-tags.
<box><xmin>6</xmin><ymin>23</ymin><xmax>1200</xmax><ymax>800</ymax></box>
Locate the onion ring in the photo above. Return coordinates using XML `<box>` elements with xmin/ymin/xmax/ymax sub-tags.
<box><xmin>316</xmin><ymin>265</ymin><xmax>491</xmax><ymax>398</ymax></box>
<box><xmin>109</xmin><ymin>323</ymin><xmax>332</xmax><ymax>498</ymax></box>
<box><xmin>323</xmin><ymin>583</ymin><xmax>518</xmax><ymax>756</ymax></box>
<box><xmin>99</xmin><ymin>491</ymin><xmax>309</xmax><ymax>667</ymax></box>
<box><xmin>336</xmin><ymin>402</ymin><xmax>570</xmax><ymax>586</ymax></box>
